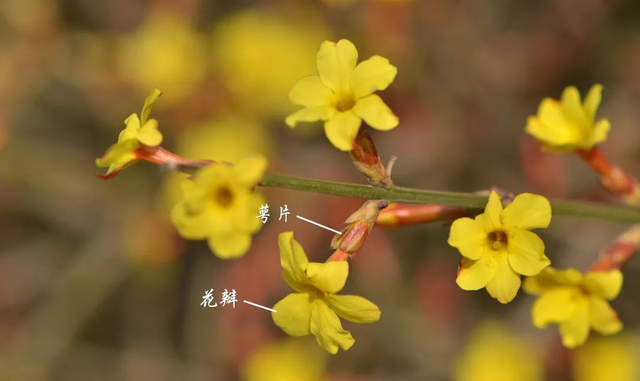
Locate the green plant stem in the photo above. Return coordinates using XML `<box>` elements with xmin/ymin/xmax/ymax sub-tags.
<box><xmin>261</xmin><ymin>173</ymin><xmax>640</xmax><ymax>224</ymax></box>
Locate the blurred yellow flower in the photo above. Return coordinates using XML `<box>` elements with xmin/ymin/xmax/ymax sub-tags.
<box><xmin>524</xmin><ymin>267</ymin><xmax>623</xmax><ymax>348</ymax></box>
<box><xmin>160</xmin><ymin>115</ymin><xmax>273</xmax><ymax>212</ymax></box>
<box><xmin>453</xmin><ymin>321</ymin><xmax>544</xmax><ymax>381</ymax></box>
<box><xmin>574</xmin><ymin>336</ymin><xmax>639</xmax><ymax>381</ymax></box>
<box><xmin>212</xmin><ymin>9</ymin><xmax>325</xmax><ymax>116</ymax></box>
<box><xmin>242</xmin><ymin>339</ymin><xmax>327</xmax><ymax>381</ymax></box>
<box><xmin>119</xmin><ymin>11</ymin><xmax>206</xmax><ymax>104</ymax></box>
<box><xmin>526</xmin><ymin>85</ymin><xmax>610</xmax><ymax>152</ymax></box>
<box><xmin>272</xmin><ymin>232</ymin><xmax>381</xmax><ymax>354</ymax></box>
<box><xmin>171</xmin><ymin>155</ymin><xmax>266</xmax><ymax>259</ymax></box>
<box><xmin>96</xmin><ymin>88</ymin><xmax>162</xmax><ymax>176</ymax></box>
<box><xmin>286</xmin><ymin>39</ymin><xmax>399</xmax><ymax>151</ymax></box>
<box><xmin>448</xmin><ymin>191</ymin><xmax>551</xmax><ymax>304</ymax></box>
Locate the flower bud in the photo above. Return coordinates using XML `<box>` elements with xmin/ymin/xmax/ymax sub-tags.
<box><xmin>348</xmin><ymin>130</ymin><xmax>395</xmax><ymax>189</ymax></box>
<box><xmin>331</xmin><ymin>200</ymin><xmax>388</xmax><ymax>259</ymax></box>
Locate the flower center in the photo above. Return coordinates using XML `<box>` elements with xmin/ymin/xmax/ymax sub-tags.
<box><xmin>214</xmin><ymin>186</ymin><xmax>234</xmax><ymax>208</ymax></box>
<box><xmin>336</xmin><ymin>93</ymin><xmax>356</xmax><ymax>112</ymax></box>
<box><xmin>487</xmin><ymin>230</ymin><xmax>508</xmax><ymax>250</ymax></box>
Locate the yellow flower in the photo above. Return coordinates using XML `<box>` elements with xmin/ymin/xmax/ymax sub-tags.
<box><xmin>574</xmin><ymin>336</ymin><xmax>639</xmax><ymax>381</ymax></box>
<box><xmin>286</xmin><ymin>39</ymin><xmax>399</xmax><ymax>151</ymax></box>
<box><xmin>171</xmin><ymin>155</ymin><xmax>266</xmax><ymax>259</ymax></box>
<box><xmin>96</xmin><ymin>88</ymin><xmax>163</xmax><ymax>176</ymax></box>
<box><xmin>272</xmin><ymin>232</ymin><xmax>381</xmax><ymax>354</ymax></box>
<box><xmin>453</xmin><ymin>321</ymin><xmax>544</xmax><ymax>381</ymax></box>
<box><xmin>525</xmin><ymin>85</ymin><xmax>610</xmax><ymax>152</ymax></box>
<box><xmin>523</xmin><ymin>267</ymin><xmax>623</xmax><ymax>348</ymax></box>
<box><xmin>119</xmin><ymin>11</ymin><xmax>206</xmax><ymax>104</ymax></box>
<box><xmin>212</xmin><ymin>9</ymin><xmax>325</xmax><ymax>116</ymax></box>
<box><xmin>242</xmin><ymin>339</ymin><xmax>327</xmax><ymax>381</ymax></box>
<box><xmin>448</xmin><ymin>191</ymin><xmax>552</xmax><ymax>304</ymax></box>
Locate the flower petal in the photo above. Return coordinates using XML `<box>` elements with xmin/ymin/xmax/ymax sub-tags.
<box><xmin>456</xmin><ymin>256</ymin><xmax>497</xmax><ymax>290</ymax></box>
<box><xmin>325</xmin><ymin>294</ymin><xmax>381</xmax><ymax>323</ymax></box>
<box><xmin>352</xmin><ymin>94</ymin><xmax>399</xmax><ymax>131</ymax></box>
<box><xmin>502</xmin><ymin>193</ymin><xmax>552</xmax><ymax>230</ymax></box>
<box><xmin>523</xmin><ymin>267</ymin><xmax>583</xmax><ymax>295</ymax></box>
<box><xmin>208</xmin><ymin>232</ymin><xmax>251</xmax><ymax>259</ymax></box>
<box><xmin>507</xmin><ymin>230</ymin><xmax>550</xmax><ymax>276</ymax></box>
<box><xmin>531</xmin><ymin>288</ymin><xmax>575</xmax><ymax>328</ymax></box>
<box><xmin>350</xmin><ymin>55</ymin><xmax>397</xmax><ymax>98</ymax></box>
<box><xmin>583</xmin><ymin>84</ymin><xmax>603</xmax><ymax>123</ymax></box>
<box><xmin>485</xmin><ymin>253</ymin><xmax>521</xmax><ymax>304</ymax></box>
<box><xmin>272</xmin><ymin>293</ymin><xmax>314</xmax><ymax>336</ymax></box>
<box><xmin>137</xmin><ymin>120</ymin><xmax>163</xmax><ymax>146</ymax></box>
<box><xmin>278</xmin><ymin>232</ymin><xmax>310</xmax><ymax>290</ymax></box>
<box><xmin>95</xmin><ymin>139</ymin><xmax>139</xmax><ymax>168</ymax></box>
<box><xmin>288</xmin><ymin>75</ymin><xmax>335</xmax><ymax>107</ymax></box>
<box><xmin>285</xmin><ymin>106</ymin><xmax>335</xmax><ymax>128</ymax></box>
<box><xmin>323</xmin><ymin>111</ymin><xmax>362</xmax><ymax>151</ymax></box>
<box><xmin>306</xmin><ymin>262</ymin><xmax>348</xmax><ymax>294</ymax></box>
<box><xmin>584</xmin><ymin>270</ymin><xmax>623</xmax><ymax>300</ymax></box>
<box><xmin>234</xmin><ymin>155</ymin><xmax>267</xmax><ymax>186</ymax></box>
<box><xmin>310</xmin><ymin>300</ymin><xmax>355</xmax><ymax>354</ymax></box>
<box><xmin>559</xmin><ymin>300</ymin><xmax>590</xmax><ymax>348</ymax></box>
<box><xmin>140</xmin><ymin>88</ymin><xmax>162</xmax><ymax>125</ymax></box>
<box><xmin>560</xmin><ymin>86</ymin><xmax>589</xmax><ymax>127</ymax></box>
<box><xmin>448</xmin><ymin>217</ymin><xmax>487</xmax><ymax>260</ymax></box>
<box><xmin>589</xmin><ymin>296</ymin><xmax>623</xmax><ymax>335</ymax></box>
<box><xmin>316</xmin><ymin>39</ymin><xmax>358</xmax><ymax>93</ymax></box>
<box><xmin>484</xmin><ymin>191</ymin><xmax>503</xmax><ymax>230</ymax></box>
<box><xmin>171</xmin><ymin>202</ymin><xmax>214</xmax><ymax>239</ymax></box>
<box><xmin>588</xmin><ymin>119</ymin><xmax>610</xmax><ymax>147</ymax></box>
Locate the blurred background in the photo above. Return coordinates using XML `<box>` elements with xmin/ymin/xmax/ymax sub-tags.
<box><xmin>1</xmin><ymin>0</ymin><xmax>640</xmax><ymax>380</ymax></box>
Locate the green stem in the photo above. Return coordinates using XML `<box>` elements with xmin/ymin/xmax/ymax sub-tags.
<box><xmin>262</xmin><ymin>173</ymin><xmax>640</xmax><ymax>224</ymax></box>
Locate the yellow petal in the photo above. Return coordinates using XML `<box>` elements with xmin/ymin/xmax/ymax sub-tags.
<box><xmin>583</xmin><ymin>84</ymin><xmax>603</xmax><ymax>123</ymax></box>
<box><xmin>485</xmin><ymin>252</ymin><xmax>521</xmax><ymax>304</ymax></box>
<box><xmin>483</xmin><ymin>191</ymin><xmax>503</xmax><ymax>230</ymax></box>
<box><xmin>523</xmin><ymin>267</ymin><xmax>583</xmax><ymax>295</ymax></box>
<box><xmin>323</xmin><ymin>111</ymin><xmax>362</xmax><ymax>151</ymax></box>
<box><xmin>171</xmin><ymin>202</ymin><xmax>214</xmax><ymax>239</ymax></box>
<box><xmin>140</xmin><ymin>88</ymin><xmax>162</xmax><ymax>125</ymax></box>
<box><xmin>448</xmin><ymin>217</ymin><xmax>487</xmax><ymax>260</ymax></box>
<box><xmin>310</xmin><ymin>300</ymin><xmax>355</xmax><ymax>354</ymax></box>
<box><xmin>278</xmin><ymin>232</ymin><xmax>310</xmax><ymax>290</ymax></box>
<box><xmin>561</xmin><ymin>86</ymin><xmax>590</xmax><ymax>127</ymax></box>
<box><xmin>137</xmin><ymin>120</ymin><xmax>163</xmax><ymax>146</ymax></box>
<box><xmin>208</xmin><ymin>232</ymin><xmax>251</xmax><ymax>259</ymax></box>
<box><xmin>285</xmin><ymin>105</ymin><xmax>336</xmax><ymax>128</ymax></box>
<box><xmin>234</xmin><ymin>155</ymin><xmax>267</xmax><ymax>186</ymax></box>
<box><xmin>528</xmin><ymin>99</ymin><xmax>582</xmax><ymax>148</ymax></box>
<box><xmin>306</xmin><ymin>262</ymin><xmax>349</xmax><ymax>294</ymax></box>
<box><xmin>95</xmin><ymin>139</ymin><xmax>139</xmax><ymax>168</ymax></box>
<box><xmin>588</xmin><ymin>296</ymin><xmax>623</xmax><ymax>335</ymax></box>
<box><xmin>588</xmin><ymin>119</ymin><xmax>610</xmax><ymax>147</ymax></box>
<box><xmin>502</xmin><ymin>193</ymin><xmax>552</xmax><ymax>230</ymax></box>
<box><xmin>325</xmin><ymin>294</ymin><xmax>381</xmax><ymax>323</ymax></box>
<box><xmin>350</xmin><ymin>55</ymin><xmax>397</xmax><ymax>98</ymax></box>
<box><xmin>121</xmin><ymin>113</ymin><xmax>141</xmax><ymax>141</ymax></box>
<box><xmin>456</xmin><ymin>256</ymin><xmax>497</xmax><ymax>290</ymax></box>
<box><xmin>288</xmin><ymin>75</ymin><xmax>335</xmax><ymax>107</ymax></box>
<box><xmin>352</xmin><ymin>94</ymin><xmax>399</xmax><ymax>131</ymax></box>
<box><xmin>559</xmin><ymin>300</ymin><xmax>590</xmax><ymax>348</ymax></box>
<box><xmin>272</xmin><ymin>293</ymin><xmax>314</xmax><ymax>336</ymax></box>
<box><xmin>507</xmin><ymin>230</ymin><xmax>550</xmax><ymax>276</ymax></box>
<box><xmin>316</xmin><ymin>39</ymin><xmax>358</xmax><ymax>93</ymax></box>
<box><xmin>531</xmin><ymin>288</ymin><xmax>575</xmax><ymax>328</ymax></box>
<box><xmin>584</xmin><ymin>270</ymin><xmax>623</xmax><ymax>300</ymax></box>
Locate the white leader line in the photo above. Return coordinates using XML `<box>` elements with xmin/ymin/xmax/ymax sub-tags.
<box><xmin>295</xmin><ymin>215</ymin><xmax>342</xmax><ymax>235</ymax></box>
<box><xmin>243</xmin><ymin>300</ymin><xmax>277</xmax><ymax>313</ymax></box>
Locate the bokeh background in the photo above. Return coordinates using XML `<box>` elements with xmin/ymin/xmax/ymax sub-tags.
<box><xmin>1</xmin><ymin>0</ymin><xmax>640</xmax><ymax>380</ymax></box>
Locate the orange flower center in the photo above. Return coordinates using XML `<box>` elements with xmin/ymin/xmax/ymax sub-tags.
<box><xmin>487</xmin><ymin>230</ymin><xmax>508</xmax><ymax>250</ymax></box>
<box><xmin>214</xmin><ymin>186</ymin><xmax>234</xmax><ymax>207</ymax></box>
<box><xmin>336</xmin><ymin>93</ymin><xmax>356</xmax><ymax>112</ymax></box>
